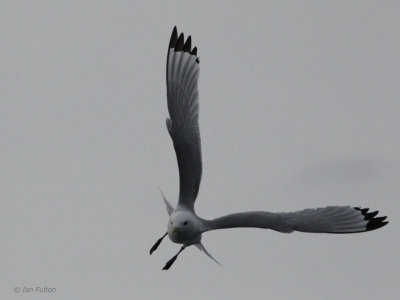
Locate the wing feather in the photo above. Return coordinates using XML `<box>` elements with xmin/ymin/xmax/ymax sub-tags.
<box><xmin>204</xmin><ymin>206</ymin><xmax>388</xmax><ymax>234</ymax></box>
<box><xmin>166</xmin><ymin>27</ymin><xmax>202</xmax><ymax>211</ymax></box>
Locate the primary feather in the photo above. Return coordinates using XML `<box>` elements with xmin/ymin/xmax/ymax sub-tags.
<box><xmin>166</xmin><ymin>27</ymin><xmax>202</xmax><ymax>212</ymax></box>
<box><xmin>204</xmin><ymin>206</ymin><xmax>388</xmax><ymax>234</ymax></box>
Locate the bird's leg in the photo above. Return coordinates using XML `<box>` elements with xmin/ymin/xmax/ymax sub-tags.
<box><xmin>149</xmin><ymin>232</ymin><xmax>168</xmax><ymax>255</ymax></box>
<box><xmin>162</xmin><ymin>246</ymin><xmax>186</xmax><ymax>270</ymax></box>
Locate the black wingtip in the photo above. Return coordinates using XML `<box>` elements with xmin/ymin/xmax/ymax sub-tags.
<box><xmin>168</xmin><ymin>28</ymin><xmax>199</xmax><ymax>64</ymax></box>
<box><xmin>367</xmin><ymin>218</ymin><xmax>388</xmax><ymax>231</ymax></box>
<box><xmin>169</xmin><ymin>27</ymin><xmax>178</xmax><ymax>49</ymax></box>
<box><xmin>183</xmin><ymin>36</ymin><xmax>192</xmax><ymax>53</ymax></box>
<box><xmin>192</xmin><ymin>47</ymin><xmax>200</xmax><ymax>64</ymax></box>
<box><xmin>365</xmin><ymin>211</ymin><xmax>379</xmax><ymax>219</ymax></box>
<box><xmin>354</xmin><ymin>207</ymin><xmax>388</xmax><ymax>231</ymax></box>
<box><xmin>175</xmin><ymin>33</ymin><xmax>184</xmax><ymax>51</ymax></box>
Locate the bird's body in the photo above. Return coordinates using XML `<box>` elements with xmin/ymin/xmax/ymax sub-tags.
<box><xmin>167</xmin><ymin>210</ymin><xmax>203</xmax><ymax>245</ymax></box>
<box><xmin>150</xmin><ymin>27</ymin><xmax>388</xmax><ymax>270</ymax></box>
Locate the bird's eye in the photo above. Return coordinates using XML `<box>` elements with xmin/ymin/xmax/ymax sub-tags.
<box><xmin>184</xmin><ymin>221</ymin><xmax>188</xmax><ymax>225</ymax></box>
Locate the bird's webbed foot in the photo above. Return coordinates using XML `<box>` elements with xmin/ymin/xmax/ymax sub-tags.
<box><xmin>162</xmin><ymin>246</ymin><xmax>185</xmax><ymax>270</ymax></box>
<box><xmin>149</xmin><ymin>232</ymin><xmax>167</xmax><ymax>255</ymax></box>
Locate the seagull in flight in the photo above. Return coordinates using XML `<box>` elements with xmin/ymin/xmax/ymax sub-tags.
<box><xmin>150</xmin><ymin>27</ymin><xmax>388</xmax><ymax>270</ymax></box>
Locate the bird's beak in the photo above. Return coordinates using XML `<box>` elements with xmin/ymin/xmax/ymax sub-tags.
<box><xmin>172</xmin><ymin>226</ymin><xmax>179</xmax><ymax>233</ymax></box>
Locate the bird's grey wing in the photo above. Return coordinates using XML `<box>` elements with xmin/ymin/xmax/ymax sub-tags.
<box><xmin>166</xmin><ymin>27</ymin><xmax>201</xmax><ymax>211</ymax></box>
<box><xmin>204</xmin><ymin>206</ymin><xmax>388</xmax><ymax>234</ymax></box>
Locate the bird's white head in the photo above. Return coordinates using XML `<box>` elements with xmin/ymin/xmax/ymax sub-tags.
<box><xmin>167</xmin><ymin>210</ymin><xmax>201</xmax><ymax>245</ymax></box>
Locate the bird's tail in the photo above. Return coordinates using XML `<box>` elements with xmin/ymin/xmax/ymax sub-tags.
<box><xmin>157</xmin><ymin>187</ymin><xmax>174</xmax><ymax>216</ymax></box>
<box><xmin>195</xmin><ymin>242</ymin><xmax>222</xmax><ymax>267</ymax></box>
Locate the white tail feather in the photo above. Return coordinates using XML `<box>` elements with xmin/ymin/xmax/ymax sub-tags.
<box><xmin>158</xmin><ymin>187</ymin><xmax>174</xmax><ymax>216</ymax></box>
<box><xmin>195</xmin><ymin>242</ymin><xmax>222</xmax><ymax>267</ymax></box>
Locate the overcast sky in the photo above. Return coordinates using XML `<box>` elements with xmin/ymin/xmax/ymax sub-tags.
<box><xmin>1</xmin><ymin>1</ymin><xmax>399</xmax><ymax>299</ymax></box>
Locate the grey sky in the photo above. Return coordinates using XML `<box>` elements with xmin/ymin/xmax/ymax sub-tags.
<box><xmin>1</xmin><ymin>1</ymin><xmax>399</xmax><ymax>299</ymax></box>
